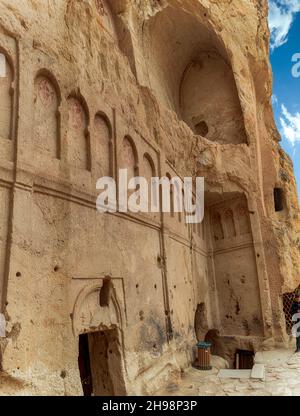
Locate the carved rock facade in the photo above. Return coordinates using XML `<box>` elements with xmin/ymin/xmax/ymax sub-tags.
<box><xmin>0</xmin><ymin>0</ymin><xmax>299</xmax><ymax>395</ymax></box>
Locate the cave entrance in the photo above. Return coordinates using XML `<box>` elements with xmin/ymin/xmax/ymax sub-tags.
<box><xmin>78</xmin><ymin>328</ymin><xmax>126</xmax><ymax>396</ymax></box>
<box><xmin>78</xmin><ymin>333</ymin><xmax>93</xmax><ymax>396</ymax></box>
<box><xmin>235</xmin><ymin>349</ymin><xmax>254</xmax><ymax>369</ymax></box>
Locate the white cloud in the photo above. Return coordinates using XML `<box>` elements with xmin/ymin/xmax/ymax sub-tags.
<box><xmin>272</xmin><ymin>94</ymin><xmax>278</xmax><ymax>106</ymax></box>
<box><xmin>269</xmin><ymin>0</ymin><xmax>300</xmax><ymax>50</ymax></box>
<box><xmin>280</xmin><ymin>104</ymin><xmax>300</xmax><ymax>146</ymax></box>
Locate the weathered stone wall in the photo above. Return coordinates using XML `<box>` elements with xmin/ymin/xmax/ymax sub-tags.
<box><xmin>0</xmin><ymin>0</ymin><xmax>298</xmax><ymax>395</ymax></box>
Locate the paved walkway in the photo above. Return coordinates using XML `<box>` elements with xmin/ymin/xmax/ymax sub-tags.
<box><xmin>158</xmin><ymin>349</ymin><xmax>300</xmax><ymax>396</ymax></box>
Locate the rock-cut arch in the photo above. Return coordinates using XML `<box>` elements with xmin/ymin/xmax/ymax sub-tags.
<box><xmin>67</xmin><ymin>94</ymin><xmax>91</xmax><ymax>170</ymax></box>
<box><xmin>72</xmin><ymin>281</ymin><xmax>124</xmax><ymax>336</ymax></box>
<box><xmin>94</xmin><ymin>111</ymin><xmax>113</xmax><ymax>177</ymax></box>
<box><xmin>142</xmin><ymin>6</ymin><xmax>248</xmax><ymax>144</ymax></box>
<box><xmin>121</xmin><ymin>135</ymin><xmax>138</xmax><ymax>179</ymax></box>
<box><xmin>33</xmin><ymin>69</ymin><xmax>61</xmax><ymax>158</ymax></box>
<box><xmin>73</xmin><ymin>280</ymin><xmax>128</xmax><ymax>396</ymax></box>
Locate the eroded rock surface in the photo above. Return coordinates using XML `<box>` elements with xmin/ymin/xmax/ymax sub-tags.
<box><xmin>0</xmin><ymin>0</ymin><xmax>298</xmax><ymax>395</ymax></box>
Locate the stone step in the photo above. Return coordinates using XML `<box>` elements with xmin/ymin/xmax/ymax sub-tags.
<box><xmin>218</xmin><ymin>369</ymin><xmax>251</xmax><ymax>379</ymax></box>
<box><xmin>251</xmin><ymin>364</ymin><xmax>265</xmax><ymax>380</ymax></box>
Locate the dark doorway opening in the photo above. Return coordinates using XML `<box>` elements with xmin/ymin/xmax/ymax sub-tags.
<box><xmin>78</xmin><ymin>329</ymin><xmax>126</xmax><ymax>396</ymax></box>
<box><xmin>78</xmin><ymin>333</ymin><xmax>93</xmax><ymax>396</ymax></box>
<box><xmin>194</xmin><ymin>120</ymin><xmax>209</xmax><ymax>137</ymax></box>
<box><xmin>235</xmin><ymin>349</ymin><xmax>254</xmax><ymax>369</ymax></box>
<box><xmin>274</xmin><ymin>187</ymin><xmax>284</xmax><ymax>212</ymax></box>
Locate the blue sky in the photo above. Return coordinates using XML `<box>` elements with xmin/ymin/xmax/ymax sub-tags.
<box><xmin>269</xmin><ymin>0</ymin><xmax>300</xmax><ymax>199</ymax></box>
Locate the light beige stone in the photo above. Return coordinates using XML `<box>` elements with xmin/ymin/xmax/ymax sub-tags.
<box><xmin>251</xmin><ymin>364</ymin><xmax>265</xmax><ymax>380</ymax></box>
<box><xmin>218</xmin><ymin>369</ymin><xmax>252</xmax><ymax>379</ymax></box>
<box><xmin>0</xmin><ymin>0</ymin><xmax>298</xmax><ymax>396</ymax></box>
<box><xmin>211</xmin><ymin>355</ymin><xmax>230</xmax><ymax>370</ymax></box>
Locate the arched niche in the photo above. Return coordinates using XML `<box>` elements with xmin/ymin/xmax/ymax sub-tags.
<box><xmin>236</xmin><ymin>203</ymin><xmax>251</xmax><ymax>235</ymax></box>
<box><xmin>72</xmin><ymin>281</ymin><xmax>124</xmax><ymax>336</ymax></box>
<box><xmin>143</xmin><ymin>153</ymin><xmax>155</xmax><ymax>180</ymax></box>
<box><xmin>121</xmin><ymin>136</ymin><xmax>138</xmax><ymax>179</ymax></box>
<box><xmin>180</xmin><ymin>52</ymin><xmax>248</xmax><ymax>144</ymax></box>
<box><xmin>67</xmin><ymin>95</ymin><xmax>91</xmax><ymax>170</ymax></box>
<box><xmin>143</xmin><ymin>6</ymin><xmax>247</xmax><ymax>144</ymax></box>
<box><xmin>73</xmin><ymin>280</ymin><xmax>127</xmax><ymax>396</ymax></box>
<box><xmin>0</xmin><ymin>49</ymin><xmax>14</xmax><ymax>141</ymax></box>
<box><xmin>94</xmin><ymin>112</ymin><xmax>112</xmax><ymax>177</ymax></box>
<box><xmin>33</xmin><ymin>70</ymin><xmax>61</xmax><ymax>158</ymax></box>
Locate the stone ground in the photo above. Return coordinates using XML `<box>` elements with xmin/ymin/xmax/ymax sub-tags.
<box><xmin>1</xmin><ymin>348</ymin><xmax>300</xmax><ymax>396</ymax></box>
<box><xmin>158</xmin><ymin>349</ymin><xmax>300</xmax><ymax>396</ymax></box>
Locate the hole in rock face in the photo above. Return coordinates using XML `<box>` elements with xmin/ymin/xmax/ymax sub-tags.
<box><xmin>235</xmin><ymin>349</ymin><xmax>254</xmax><ymax>369</ymax></box>
<box><xmin>274</xmin><ymin>187</ymin><xmax>284</xmax><ymax>212</ymax></box>
<box><xmin>78</xmin><ymin>329</ymin><xmax>126</xmax><ymax>396</ymax></box>
<box><xmin>60</xmin><ymin>370</ymin><xmax>67</xmax><ymax>379</ymax></box>
<box><xmin>99</xmin><ymin>279</ymin><xmax>112</xmax><ymax>307</ymax></box>
<box><xmin>194</xmin><ymin>120</ymin><xmax>209</xmax><ymax>136</ymax></box>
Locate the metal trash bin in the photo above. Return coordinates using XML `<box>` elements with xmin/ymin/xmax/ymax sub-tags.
<box><xmin>193</xmin><ymin>341</ymin><xmax>212</xmax><ymax>370</ymax></box>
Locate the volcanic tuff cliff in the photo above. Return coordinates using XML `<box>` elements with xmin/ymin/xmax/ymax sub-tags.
<box><xmin>0</xmin><ymin>0</ymin><xmax>298</xmax><ymax>395</ymax></box>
